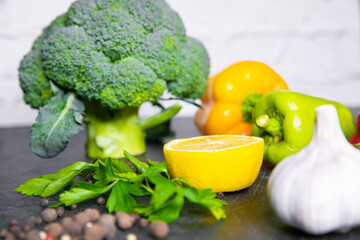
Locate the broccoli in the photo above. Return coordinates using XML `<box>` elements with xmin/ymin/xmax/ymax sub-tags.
<box><xmin>19</xmin><ymin>0</ymin><xmax>210</xmax><ymax>159</ymax></box>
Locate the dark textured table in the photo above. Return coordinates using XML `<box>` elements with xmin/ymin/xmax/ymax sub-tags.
<box><xmin>1</xmin><ymin>115</ymin><xmax>360</xmax><ymax>240</ymax></box>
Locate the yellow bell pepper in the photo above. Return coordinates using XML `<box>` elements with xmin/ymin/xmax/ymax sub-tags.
<box><xmin>194</xmin><ymin>61</ymin><xmax>289</xmax><ymax>135</ymax></box>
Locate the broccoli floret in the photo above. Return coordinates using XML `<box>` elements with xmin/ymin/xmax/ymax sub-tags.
<box><xmin>18</xmin><ymin>0</ymin><xmax>210</xmax><ymax>159</ymax></box>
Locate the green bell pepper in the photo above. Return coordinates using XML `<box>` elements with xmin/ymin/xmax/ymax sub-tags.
<box><xmin>251</xmin><ymin>90</ymin><xmax>356</xmax><ymax>165</ymax></box>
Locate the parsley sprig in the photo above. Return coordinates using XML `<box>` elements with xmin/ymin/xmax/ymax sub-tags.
<box><xmin>15</xmin><ymin>151</ymin><xmax>227</xmax><ymax>223</ymax></box>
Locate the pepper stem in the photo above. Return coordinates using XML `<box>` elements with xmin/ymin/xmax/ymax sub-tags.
<box><xmin>256</xmin><ymin>115</ymin><xmax>270</xmax><ymax>128</ymax></box>
<box><xmin>256</xmin><ymin>113</ymin><xmax>283</xmax><ymax>141</ymax></box>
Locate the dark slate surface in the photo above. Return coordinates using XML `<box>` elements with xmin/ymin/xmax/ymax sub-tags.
<box><xmin>1</xmin><ymin>116</ymin><xmax>360</xmax><ymax>240</ymax></box>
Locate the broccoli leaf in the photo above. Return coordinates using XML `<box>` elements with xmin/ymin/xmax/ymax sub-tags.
<box><xmin>15</xmin><ymin>162</ymin><xmax>89</xmax><ymax>197</ymax></box>
<box><xmin>30</xmin><ymin>91</ymin><xmax>84</xmax><ymax>158</ymax></box>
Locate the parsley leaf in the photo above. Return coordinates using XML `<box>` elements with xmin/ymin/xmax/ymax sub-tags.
<box><xmin>16</xmin><ymin>151</ymin><xmax>227</xmax><ymax>223</ymax></box>
<box><xmin>59</xmin><ymin>181</ymin><xmax>115</xmax><ymax>206</ymax></box>
<box><xmin>107</xmin><ymin>181</ymin><xmax>146</xmax><ymax>214</ymax></box>
<box><xmin>15</xmin><ymin>162</ymin><xmax>89</xmax><ymax>197</ymax></box>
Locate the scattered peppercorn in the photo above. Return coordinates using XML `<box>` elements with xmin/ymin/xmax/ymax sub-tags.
<box><xmin>1</xmin><ymin>230</ymin><xmax>15</xmax><ymax>240</ymax></box>
<box><xmin>38</xmin><ymin>231</ymin><xmax>47</xmax><ymax>240</ymax></box>
<box><xmin>98</xmin><ymin>214</ymin><xmax>116</xmax><ymax>240</ymax></box>
<box><xmin>55</xmin><ymin>207</ymin><xmax>65</xmax><ymax>217</ymax></box>
<box><xmin>216</xmin><ymin>192</ymin><xmax>225</xmax><ymax>199</ymax></box>
<box><xmin>149</xmin><ymin>221</ymin><xmax>169</xmax><ymax>239</ymax></box>
<box><xmin>83</xmin><ymin>224</ymin><xmax>104</xmax><ymax>240</ymax></box>
<box><xmin>22</xmin><ymin>221</ymin><xmax>35</xmax><ymax>233</ymax></box>
<box><xmin>40</xmin><ymin>199</ymin><xmax>49</xmax><ymax>207</ymax></box>
<box><xmin>8</xmin><ymin>219</ymin><xmax>18</xmax><ymax>228</ymax></box>
<box><xmin>83</xmin><ymin>209</ymin><xmax>100</xmax><ymax>222</ymax></box>
<box><xmin>61</xmin><ymin>218</ymin><xmax>82</xmax><ymax>236</ymax></box>
<box><xmin>46</xmin><ymin>223</ymin><xmax>63</xmax><ymax>238</ymax></box>
<box><xmin>74</xmin><ymin>212</ymin><xmax>91</xmax><ymax>227</ymax></box>
<box><xmin>25</xmin><ymin>229</ymin><xmax>40</xmax><ymax>240</ymax></box>
<box><xmin>129</xmin><ymin>213</ymin><xmax>140</xmax><ymax>223</ymax></box>
<box><xmin>85</xmin><ymin>173</ymin><xmax>95</xmax><ymax>184</ymax></box>
<box><xmin>96</xmin><ymin>197</ymin><xmax>105</xmax><ymax>205</ymax></box>
<box><xmin>69</xmin><ymin>204</ymin><xmax>77</xmax><ymax>210</ymax></box>
<box><xmin>10</xmin><ymin>226</ymin><xmax>21</xmax><ymax>239</ymax></box>
<box><xmin>60</xmin><ymin>234</ymin><xmax>71</xmax><ymax>240</ymax></box>
<box><xmin>115</xmin><ymin>212</ymin><xmax>133</xmax><ymax>230</ymax></box>
<box><xmin>126</xmin><ymin>233</ymin><xmax>137</xmax><ymax>240</ymax></box>
<box><xmin>138</xmin><ymin>218</ymin><xmax>149</xmax><ymax>228</ymax></box>
<box><xmin>41</xmin><ymin>209</ymin><xmax>58</xmax><ymax>223</ymax></box>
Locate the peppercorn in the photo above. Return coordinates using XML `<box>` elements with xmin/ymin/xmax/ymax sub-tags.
<box><xmin>26</xmin><ymin>229</ymin><xmax>40</xmax><ymax>240</ymax></box>
<box><xmin>96</xmin><ymin>197</ymin><xmax>105</xmax><ymax>205</ymax></box>
<box><xmin>138</xmin><ymin>218</ymin><xmax>149</xmax><ymax>228</ymax></box>
<box><xmin>41</xmin><ymin>209</ymin><xmax>58</xmax><ymax>223</ymax></box>
<box><xmin>83</xmin><ymin>224</ymin><xmax>104</xmax><ymax>240</ymax></box>
<box><xmin>22</xmin><ymin>221</ymin><xmax>34</xmax><ymax>233</ymax></box>
<box><xmin>39</xmin><ymin>231</ymin><xmax>47</xmax><ymax>240</ymax></box>
<box><xmin>126</xmin><ymin>233</ymin><xmax>137</xmax><ymax>240</ymax></box>
<box><xmin>149</xmin><ymin>221</ymin><xmax>169</xmax><ymax>239</ymax></box>
<box><xmin>84</xmin><ymin>209</ymin><xmax>100</xmax><ymax>222</ymax></box>
<box><xmin>29</xmin><ymin>217</ymin><xmax>42</xmax><ymax>226</ymax></box>
<box><xmin>69</xmin><ymin>204</ymin><xmax>77</xmax><ymax>210</ymax></box>
<box><xmin>98</xmin><ymin>214</ymin><xmax>116</xmax><ymax>226</ymax></box>
<box><xmin>77</xmin><ymin>212</ymin><xmax>91</xmax><ymax>227</ymax></box>
<box><xmin>115</xmin><ymin>212</ymin><xmax>133</xmax><ymax>230</ymax></box>
<box><xmin>2</xmin><ymin>230</ymin><xmax>15</xmax><ymax>240</ymax></box>
<box><xmin>40</xmin><ymin>199</ymin><xmax>49</xmax><ymax>207</ymax></box>
<box><xmin>9</xmin><ymin>226</ymin><xmax>21</xmax><ymax>239</ymax></box>
<box><xmin>98</xmin><ymin>215</ymin><xmax>116</xmax><ymax>240</ymax></box>
<box><xmin>60</xmin><ymin>234</ymin><xmax>71</xmax><ymax>240</ymax></box>
<box><xmin>61</xmin><ymin>218</ymin><xmax>82</xmax><ymax>236</ymax></box>
<box><xmin>85</xmin><ymin>173</ymin><xmax>95</xmax><ymax>184</ymax></box>
<box><xmin>56</xmin><ymin>207</ymin><xmax>65</xmax><ymax>217</ymax></box>
<box><xmin>8</xmin><ymin>219</ymin><xmax>18</xmax><ymax>228</ymax></box>
<box><xmin>129</xmin><ymin>213</ymin><xmax>140</xmax><ymax>223</ymax></box>
<box><xmin>46</xmin><ymin>223</ymin><xmax>63</xmax><ymax>238</ymax></box>
<box><xmin>216</xmin><ymin>192</ymin><xmax>225</xmax><ymax>199</ymax></box>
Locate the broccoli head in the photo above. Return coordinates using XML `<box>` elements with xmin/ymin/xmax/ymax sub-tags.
<box><xmin>19</xmin><ymin>0</ymin><xmax>210</xmax><ymax>159</ymax></box>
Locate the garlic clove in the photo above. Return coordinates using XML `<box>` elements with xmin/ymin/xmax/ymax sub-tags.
<box><xmin>267</xmin><ymin>104</ymin><xmax>360</xmax><ymax>235</ymax></box>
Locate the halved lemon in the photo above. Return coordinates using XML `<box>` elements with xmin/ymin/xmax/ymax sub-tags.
<box><xmin>163</xmin><ymin>135</ymin><xmax>264</xmax><ymax>192</ymax></box>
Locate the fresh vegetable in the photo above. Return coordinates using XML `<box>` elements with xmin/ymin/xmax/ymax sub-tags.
<box><xmin>194</xmin><ymin>61</ymin><xmax>288</xmax><ymax>135</ymax></box>
<box><xmin>268</xmin><ymin>105</ymin><xmax>360</xmax><ymax>235</ymax></box>
<box><xmin>349</xmin><ymin>112</ymin><xmax>360</xmax><ymax>144</ymax></box>
<box><xmin>163</xmin><ymin>135</ymin><xmax>264</xmax><ymax>192</ymax></box>
<box><xmin>251</xmin><ymin>90</ymin><xmax>355</xmax><ymax>165</ymax></box>
<box><xmin>19</xmin><ymin>0</ymin><xmax>210</xmax><ymax>159</ymax></box>
<box><xmin>15</xmin><ymin>152</ymin><xmax>227</xmax><ymax>223</ymax></box>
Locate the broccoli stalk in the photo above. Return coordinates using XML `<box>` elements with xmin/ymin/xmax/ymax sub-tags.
<box><xmin>84</xmin><ymin>102</ymin><xmax>181</xmax><ymax>159</ymax></box>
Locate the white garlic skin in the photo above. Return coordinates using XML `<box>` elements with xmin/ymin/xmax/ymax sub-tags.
<box><xmin>267</xmin><ymin>105</ymin><xmax>360</xmax><ymax>235</ymax></box>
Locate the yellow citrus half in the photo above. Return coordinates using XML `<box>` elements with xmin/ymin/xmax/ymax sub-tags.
<box><xmin>163</xmin><ymin>135</ymin><xmax>264</xmax><ymax>192</ymax></box>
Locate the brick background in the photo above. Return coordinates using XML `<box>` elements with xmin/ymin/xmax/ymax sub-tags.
<box><xmin>1</xmin><ymin>0</ymin><xmax>360</xmax><ymax>127</ymax></box>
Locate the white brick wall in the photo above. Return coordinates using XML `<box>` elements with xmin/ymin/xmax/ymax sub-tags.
<box><xmin>1</xmin><ymin>0</ymin><xmax>360</xmax><ymax>127</ymax></box>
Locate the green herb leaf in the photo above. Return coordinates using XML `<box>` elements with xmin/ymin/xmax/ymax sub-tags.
<box><xmin>124</xmin><ymin>150</ymin><xmax>148</xmax><ymax>173</ymax></box>
<box><xmin>147</xmin><ymin>187</ymin><xmax>184</xmax><ymax>223</ymax></box>
<box><xmin>30</xmin><ymin>91</ymin><xmax>84</xmax><ymax>158</ymax></box>
<box><xmin>15</xmin><ymin>162</ymin><xmax>89</xmax><ymax>197</ymax></box>
<box><xmin>93</xmin><ymin>159</ymin><xmax>117</xmax><ymax>185</ymax></box>
<box><xmin>183</xmin><ymin>187</ymin><xmax>227</xmax><ymax>220</ymax></box>
<box><xmin>59</xmin><ymin>181</ymin><xmax>115</xmax><ymax>206</ymax></box>
<box><xmin>112</xmin><ymin>159</ymin><xmax>135</xmax><ymax>174</ymax></box>
<box><xmin>107</xmin><ymin>181</ymin><xmax>146</xmax><ymax>214</ymax></box>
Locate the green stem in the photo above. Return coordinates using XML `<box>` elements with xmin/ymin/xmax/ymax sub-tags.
<box><xmin>241</xmin><ymin>93</ymin><xmax>263</xmax><ymax>122</ymax></box>
<box><xmin>256</xmin><ymin>115</ymin><xmax>283</xmax><ymax>140</ymax></box>
<box><xmin>136</xmin><ymin>103</ymin><xmax>182</xmax><ymax>130</ymax></box>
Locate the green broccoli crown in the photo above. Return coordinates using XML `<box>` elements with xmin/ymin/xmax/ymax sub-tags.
<box><xmin>19</xmin><ymin>0</ymin><xmax>210</xmax><ymax>109</ymax></box>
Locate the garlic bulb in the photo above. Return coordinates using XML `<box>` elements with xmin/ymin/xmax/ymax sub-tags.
<box><xmin>267</xmin><ymin>104</ymin><xmax>360</xmax><ymax>235</ymax></box>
